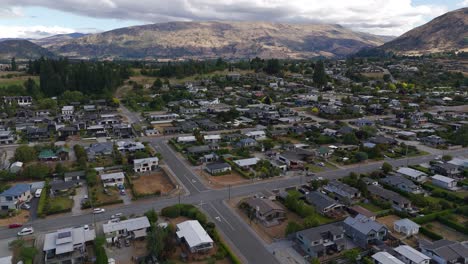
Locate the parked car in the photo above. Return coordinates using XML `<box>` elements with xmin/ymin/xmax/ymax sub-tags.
<box><xmin>17</xmin><ymin>227</ymin><xmax>34</xmax><ymax>236</ymax></box>
<box><xmin>8</xmin><ymin>223</ymin><xmax>23</xmax><ymax>229</ymax></box>
<box><xmin>20</xmin><ymin>203</ymin><xmax>30</xmax><ymax>210</ymax></box>
<box><xmin>111</xmin><ymin>213</ymin><xmax>123</xmax><ymax>219</ymax></box>
<box><xmin>318</xmin><ymin>162</ymin><xmax>325</xmax><ymax>167</ymax></box>
<box><xmin>118</xmin><ymin>185</ymin><xmax>125</xmax><ymax>190</ymax></box>
<box><xmin>93</xmin><ymin>208</ymin><xmax>105</xmax><ymax>214</ymax></box>
<box><xmin>120</xmin><ymin>190</ymin><xmax>126</xmax><ymax>196</ymax></box>
<box><xmin>83</xmin><ymin>225</ymin><xmax>89</xmax><ymax>231</ymax></box>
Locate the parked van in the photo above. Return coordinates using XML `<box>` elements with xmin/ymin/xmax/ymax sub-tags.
<box><xmin>35</xmin><ymin>189</ymin><xmax>42</xmax><ymax>198</ymax></box>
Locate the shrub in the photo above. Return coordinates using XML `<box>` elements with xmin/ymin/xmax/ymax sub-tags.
<box><xmin>285</xmin><ymin>221</ymin><xmax>303</xmax><ymax>235</ymax></box>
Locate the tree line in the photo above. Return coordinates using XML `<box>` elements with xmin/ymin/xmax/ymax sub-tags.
<box><xmin>27</xmin><ymin>57</ymin><xmax>131</xmax><ymax>97</ymax></box>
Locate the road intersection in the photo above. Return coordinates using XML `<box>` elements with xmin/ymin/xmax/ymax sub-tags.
<box><xmin>0</xmin><ymin>136</ymin><xmax>466</xmax><ymax>264</ymax></box>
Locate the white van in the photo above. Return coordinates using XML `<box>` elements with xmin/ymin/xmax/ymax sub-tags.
<box><xmin>35</xmin><ymin>189</ymin><xmax>42</xmax><ymax>198</ymax></box>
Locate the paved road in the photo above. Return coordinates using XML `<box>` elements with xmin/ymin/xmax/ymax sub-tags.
<box><xmin>1</xmin><ymin>137</ymin><xmax>466</xmax><ymax>263</ymax></box>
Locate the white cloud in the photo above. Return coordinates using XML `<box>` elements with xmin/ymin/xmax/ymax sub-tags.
<box><xmin>0</xmin><ymin>7</ymin><xmax>25</xmax><ymax>18</ymax></box>
<box><xmin>0</xmin><ymin>0</ymin><xmax>449</xmax><ymax>36</ymax></box>
<box><xmin>0</xmin><ymin>25</ymin><xmax>76</xmax><ymax>39</ymax></box>
<box><xmin>458</xmin><ymin>0</ymin><xmax>468</xmax><ymax>6</ymax></box>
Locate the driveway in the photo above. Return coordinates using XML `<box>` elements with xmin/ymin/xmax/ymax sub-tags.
<box><xmin>72</xmin><ymin>185</ymin><xmax>88</xmax><ymax>216</ymax></box>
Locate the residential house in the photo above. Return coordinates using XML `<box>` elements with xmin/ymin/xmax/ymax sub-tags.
<box><xmin>431</xmin><ymin>163</ymin><xmax>461</xmax><ymax>178</ymax></box>
<box><xmin>372</xmin><ymin>252</ymin><xmax>405</xmax><ymax>264</ymax></box>
<box><xmin>370</xmin><ymin>136</ymin><xmax>398</xmax><ymax>146</ymax></box>
<box><xmin>324</xmin><ymin>180</ymin><xmax>361</xmax><ymax>204</ymax></box>
<box><xmin>49</xmin><ymin>180</ymin><xmax>80</xmax><ymax>197</ymax></box>
<box><xmin>203</xmin><ymin>135</ymin><xmax>221</xmax><ymax>143</ymax></box>
<box><xmin>133</xmin><ymin>157</ymin><xmax>159</xmax><ymax>173</ymax></box>
<box><xmin>394</xmin><ymin>245</ymin><xmax>430</xmax><ymax>264</ymax></box>
<box><xmin>343</xmin><ymin>214</ymin><xmax>388</xmax><ymax>248</ymax></box>
<box><xmin>64</xmin><ymin>171</ymin><xmax>85</xmax><ymax>182</ymax></box>
<box><xmin>296</xmin><ymin>222</ymin><xmax>346</xmax><ymax>258</ymax></box>
<box><xmin>116</xmin><ymin>141</ymin><xmax>145</xmax><ymax>153</ymax></box>
<box><xmin>421</xmin><ymin>135</ymin><xmax>445</xmax><ymax>147</ymax></box>
<box><xmin>0</xmin><ymin>130</ymin><xmax>14</xmax><ymax>144</ymax></box>
<box><xmin>26</xmin><ymin>126</ymin><xmax>49</xmax><ymax>141</ymax></box>
<box><xmin>196</xmin><ymin>119</ymin><xmax>220</xmax><ymax>131</ymax></box>
<box><xmin>242</xmin><ymin>197</ymin><xmax>286</xmax><ymax>227</ymax></box>
<box><xmin>235</xmin><ymin>138</ymin><xmax>257</xmax><ymax>148</ymax></box>
<box><xmin>431</xmin><ymin>175</ymin><xmax>458</xmax><ymax>190</ymax></box>
<box><xmin>305</xmin><ymin>191</ymin><xmax>344</xmax><ymax>216</ymax></box>
<box><xmin>38</xmin><ymin>149</ymin><xmax>58</xmax><ymax>161</ymax></box>
<box><xmin>419</xmin><ymin>239</ymin><xmax>468</xmax><ymax>264</ymax></box>
<box><xmin>244</xmin><ymin>130</ymin><xmax>266</xmax><ymax>140</ymax></box>
<box><xmin>0</xmin><ymin>184</ymin><xmax>32</xmax><ymax>210</ymax></box>
<box><xmin>367</xmin><ymin>185</ymin><xmax>412</xmax><ymax>212</ymax></box>
<box><xmin>103</xmin><ymin>217</ymin><xmax>151</xmax><ymax>242</ymax></box>
<box><xmin>148</xmin><ymin>113</ymin><xmax>179</xmax><ymax>124</ymax></box>
<box><xmin>316</xmin><ymin>146</ymin><xmax>333</xmax><ymax>159</ymax></box>
<box><xmin>396</xmin><ymin>167</ymin><xmax>428</xmax><ymax>183</ymax></box>
<box><xmin>3</xmin><ymin>96</ymin><xmax>32</xmax><ymax>106</ymax></box>
<box><xmin>9</xmin><ymin>161</ymin><xmax>23</xmax><ymax>174</ymax></box>
<box><xmin>176</xmin><ymin>220</ymin><xmax>214</xmax><ymax>253</ymax></box>
<box><xmin>234</xmin><ymin>158</ymin><xmax>259</xmax><ymax>169</ymax></box>
<box><xmin>380</xmin><ymin>175</ymin><xmax>423</xmax><ymax>194</ymax></box>
<box><xmin>177</xmin><ymin>136</ymin><xmax>197</xmax><ymax>143</ymax></box>
<box><xmin>354</xmin><ymin>119</ymin><xmax>374</xmax><ymax>127</ymax></box>
<box><xmin>394</xmin><ymin>219</ymin><xmax>420</xmax><ymax>237</ymax></box>
<box><xmin>278</xmin><ymin>148</ymin><xmax>314</xmax><ymax>169</ymax></box>
<box><xmin>187</xmin><ymin>145</ymin><xmax>212</xmax><ymax>155</ymax></box>
<box><xmin>43</xmin><ymin>227</ymin><xmax>96</xmax><ymax>264</ymax></box>
<box><xmin>100</xmin><ymin>172</ymin><xmax>125</xmax><ymax>187</ymax></box>
<box><xmin>86</xmin><ymin>142</ymin><xmax>114</xmax><ymax>161</ymax></box>
<box><xmin>61</xmin><ymin>106</ymin><xmax>74</xmax><ymax>120</ymax></box>
<box><xmin>205</xmin><ymin>163</ymin><xmax>231</xmax><ymax>175</ymax></box>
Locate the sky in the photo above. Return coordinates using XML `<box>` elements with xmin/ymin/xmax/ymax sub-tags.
<box><xmin>0</xmin><ymin>0</ymin><xmax>466</xmax><ymax>39</ymax></box>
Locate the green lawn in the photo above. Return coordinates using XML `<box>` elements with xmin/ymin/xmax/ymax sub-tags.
<box><xmin>0</xmin><ymin>76</ymin><xmax>38</xmax><ymax>88</ymax></box>
<box><xmin>47</xmin><ymin>196</ymin><xmax>73</xmax><ymax>214</ymax></box>
<box><xmin>357</xmin><ymin>202</ymin><xmax>383</xmax><ymax>212</ymax></box>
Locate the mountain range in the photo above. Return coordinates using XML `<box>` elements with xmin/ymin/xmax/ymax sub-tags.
<box><xmin>0</xmin><ymin>7</ymin><xmax>466</xmax><ymax>60</ymax></box>
<box><xmin>380</xmin><ymin>7</ymin><xmax>467</xmax><ymax>55</ymax></box>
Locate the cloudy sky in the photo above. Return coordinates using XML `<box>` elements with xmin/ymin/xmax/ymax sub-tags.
<box><xmin>0</xmin><ymin>0</ymin><xmax>465</xmax><ymax>39</ymax></box>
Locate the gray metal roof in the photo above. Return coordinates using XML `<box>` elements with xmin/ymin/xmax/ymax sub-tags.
<box><xmin>344</xmin><ymin>214</ymin><xmax>386</xmax><ymax>235</ymax></box>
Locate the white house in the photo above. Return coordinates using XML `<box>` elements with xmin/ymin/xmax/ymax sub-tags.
<box><xmin>176</xmin><ymin>220</ymin><xmax>214</xmax><ymax>253</ymax></box>
<box><xmin>431</xmin><ymin>175</ymin><xmax>458</xmax><ymax>190</ymax></box>
<box><xmin>9</xmin><ymin>161</ymin><xmax>23</xmax><ymax>173</ymax></box>
<box><xmin>396</xmin><ymin>167</ymin><xmax>428</xmax><ymax>183</ymax></box>
<box><xmin>43</xmin><ymin>227</ymin><xmax>96</xmax><ymax>264</ymax></box>
<box><xmin>234</xmin><ymin>158</ymin><xmax>259</xmax><ymax>169</ymax></box>
<box><xmin>372</xmin><ymin>252</ymin><xmax>405</xmax><ymax>264</ymax></box>
<box><xmin>203</xmin><ymin>135</ymin><xmax>221</xmax><ymax>143</ymax></box>
<box><xmin>177</xmin><ymin>136</ymin><xmax>197</xmax><ymax>143</ymax></box>
<box><xmin>61</xmin><ymin>106</ymin><xmax>74</xmax><ymax>115</ymax></box>
<box><xmin>244</xmin><ymin>130</ymin><xmax>266</xmax><ymax>140</ymax></box>
<box><xmin>133</xmin><ymin>157</ymin><xmax>159</xmax><ymax>173</ymax></box>
<box><xmin>394</xmin><ymin>245</ymin><xmax>430</xmax><ymax>264</ymax></box>
<box><xmin>103</xmin><ymin>216</ymin><xmax>150</xmax><ymax>242</ymax></box>
<box><xmin>394</xmin><ymin>218</ymin><xmax>420</xmax><ymax>236</ymax></box>
<box><xmin>100</xmin><ymin>172</ymin><xmax>125</xmax><ymax>187</ymax></box>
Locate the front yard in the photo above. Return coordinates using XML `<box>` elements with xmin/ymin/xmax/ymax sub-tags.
<box><xmin>85</xmin><ymin>184</ymin><xmax>123</xmax><ymax>208</ymax></box>
<box><xmin>47</xmin><ymin>196</ymin><xmax>74</xmax><ymax>214</ymax></box>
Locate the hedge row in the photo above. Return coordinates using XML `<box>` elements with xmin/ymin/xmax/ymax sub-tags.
<box><xmin>81</xmin><ymin>199</ymin><xmax>123</xmax><ymax>209</ymax></box>
<box><xmin>437</xmin><ymin>216</ymin><xmax>468</xmax><ymax>235</ymax></box>
<box><xmin>412</xmin><ymin>209</ymin><xmax>452</xmax><ymax>224</ymax></box>
<box><xmin>223</xmin><ymin>158</ymin><xmax>251</xmax><ymax>179</ymax></box>
<box><xmin>419</xmin><ymin>227</ymin><xmax>443</xmax><ymax>240</ymax></box>
<box><xmin>168</xmin><ymin>139</ymin><xmax>184</xmax><ymax>152</ymax></box>
<box><xmin>37</xmin><ymin>188</ymin><xmax>48</xmax><ymax>218</ymax></box>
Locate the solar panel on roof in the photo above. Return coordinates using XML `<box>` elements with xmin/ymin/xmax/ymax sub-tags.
<box><xmin>58</xmin><ymin>231</ymin><xmax>71</xmax><ymax>239</ymax></box>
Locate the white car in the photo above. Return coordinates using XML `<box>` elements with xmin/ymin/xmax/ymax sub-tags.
<box><xmin>83</xmin><ymin>225</ymin><xmax>89</xmax><ymax>231</ymax></box>
<box><xmin>93</xmin><ymin>208</ymin><xmax>105</xmax><ymax>214</ymax></box>
<box><xmin>17</xmin><ymin>227</ymin><xmax>34</xmax><ymax>236</ymax></box>
<box><xmin>111</xmin><ymin>213</ymin><xmax>123</xmax><ymax>219</ymax></box>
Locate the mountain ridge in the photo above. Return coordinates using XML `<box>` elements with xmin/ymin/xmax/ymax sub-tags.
<box><xmin>44</xmin><ymin>21</ymin><xmax>390</xmax><ymax>59</ymax></box>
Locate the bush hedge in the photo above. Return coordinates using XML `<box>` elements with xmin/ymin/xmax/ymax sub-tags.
<box><xmin>419</xmin><ymin>227</ymin><xmax>443</xmax><ymax>240</ymax></box>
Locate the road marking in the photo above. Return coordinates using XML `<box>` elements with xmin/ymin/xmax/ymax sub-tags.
<box><xmin>208</xmin><ymin>203</ymin><xmax>235</xmax><ymax>231</ymax></box>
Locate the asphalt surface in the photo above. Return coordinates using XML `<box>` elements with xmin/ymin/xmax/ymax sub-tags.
<box><xmin>1</xmin><ymin>137</ymin><xmax>466</xmax><ymax>264</ymax></box>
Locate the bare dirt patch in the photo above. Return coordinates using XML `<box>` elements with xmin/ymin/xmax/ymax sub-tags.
<box><xmin>132</xmin><ymin>170</ymin><xmax>175</xmax><ymax>195</ymax></box>
<box><xmin>0</xmin><ymin>211</ymin><xmax>30</xmax><ymax>227</ymax></box>
<box><xmin>201</xmin><ymin>170</ymin><xmax>250</xmax><ymax>189</ymax></box>
<box><xmin>376</xmin><ymin>214</ymin><xmax>401</xmax><ymax>229</ymax></box>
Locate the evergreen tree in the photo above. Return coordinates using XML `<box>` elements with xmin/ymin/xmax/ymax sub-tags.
<box><xmin>313</xmin><ymin>60</ymin><xmax>327</xmax><ymax>88</ymax></box>
<box><xmin>10</xmin><ymin>57</ymin><xmax>17</xmax><ymax>71</ymax></box>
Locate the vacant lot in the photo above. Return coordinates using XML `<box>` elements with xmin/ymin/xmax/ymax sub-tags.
<box><xmin>88</xmin><ymin>184</ymin><xmax>122</xmax><ymax>207</ymax></box>
<box><xmin>132</xmin><ymin>170</ymin><xmax>175</xmax><ymax>196</ymax></box>
<box><xmin>47</xmin><ymin>196</ymin><xmax>74</xmax><ymax>214</ymax></box>
<box><xmin>202</xmin><ymin>170</ymin><xmax>250</xmax><ymax>188</ymax></box>
<box><xmin>377</xmin><ymin>214</ymin><xmax>400</xmax><ymax>229</ymax></box>
<box><xmin>425</xmin><ymin>221</ymin><xmax>468</xmax><ymax>241</ymax></box>
<box><xmin>0</xmin><ymin>73</ymin><xmax>38</xmax><ymax>88</ymax></box>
